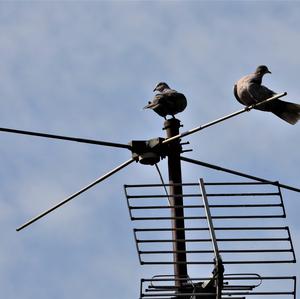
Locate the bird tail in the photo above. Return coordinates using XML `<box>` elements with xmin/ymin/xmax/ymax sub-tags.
<box><xmin>143</xmin><ymin>101</ymin><xmax>153</xmax><ymax>109</ymax></box>
<box><xmin>144</xmin><ymin>101</ymin><xmax>159</xmax><ymax>110</ymax></box>
<box><xmin>271</xmin><ymin>100</ymin><xmax>300</xmax><ymax>125</ymax></box>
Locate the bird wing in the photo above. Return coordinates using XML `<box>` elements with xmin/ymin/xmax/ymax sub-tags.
<box><xmin>247</xmin><ymin>84</ymin><xmax>278</xmax><ymax>111</ymax></box>
<box><xmin>233</xmin><ymin>83</ymin><xmax>245</xmax><ymax>105</ymax></box>
<box><xmin>144</xmin><ymin>88</ymin><xmax>187</xmax><ymax>117</ymax></box>
<box><xmin>247</xmin><ymin>84</ymin><xmax>275</xmax><ymax>103</ymax></box>
<box><xmin>234</xmin><ymin>75</ymin><xmax>258</xmax><ymax>106</ymax></box>
<box><xmin>144</xmin><ymin>93</ymin><xmax>173</xmax><ymax>109</ymax></box>
<box><xmin>161</xmin><ymin>92</ymin><xmax>178</xmax><ymax>107</ymax></box>
<box><xmin>143</xmin><ymin>95</ymin><xmax>161</xmax><ymax>109</ymax></box>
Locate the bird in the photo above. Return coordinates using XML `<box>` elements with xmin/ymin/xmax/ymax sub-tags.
<box><xmin>144</xmin><ymin>82</ymin><xmax>187</xmax><ymax>119</ymax></box>
<box><xmin>234</xmin><ymin>65</ymin><xmax>300</xmax><ymax>125</ymax></box>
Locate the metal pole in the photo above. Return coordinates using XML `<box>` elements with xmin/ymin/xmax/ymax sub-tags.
<box><xmin>164</xmin><ymin>118</ymin><xmax>188</xmax><ymax>289</ymax></box>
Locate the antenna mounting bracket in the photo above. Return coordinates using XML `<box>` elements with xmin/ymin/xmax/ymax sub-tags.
<box><xmin>129</xmin><ymin>137</ymin><xmax>168</xmax><ymax>165</ymax></box>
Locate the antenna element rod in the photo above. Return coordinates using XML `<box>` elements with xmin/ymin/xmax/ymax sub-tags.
<box><xmin>182</xmin><ymin>156</ymin><xmax>300</xmax><ymax>193</ymax></box>
<box><xmin>16</xmin><ymin>158</ymin><xmax>135</xmax><ymax>231</ymax></box>
<box><xmin>199</xmin><ymin>178</ymin><xmax>224</xmax><ymax>299</ymax></box>
<box><xmin>199</xmin><ymin>178</ymin><xmax>220</xmax><ymax>260</ymax></box>
<box><xmin>163</xmin><ymin>92</ymin><xmax>287</xmax><ymax>145</ymax></box>
<box><xmin>0</xmin><ymin>127</ymin><xmax>131</xmax><ymax>150</ymax></box>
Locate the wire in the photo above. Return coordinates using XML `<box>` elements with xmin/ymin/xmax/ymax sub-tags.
<box><xmin>154</xmin><ymin>163</ymin><xmax>171</xmax><ymax>206</ymax></box>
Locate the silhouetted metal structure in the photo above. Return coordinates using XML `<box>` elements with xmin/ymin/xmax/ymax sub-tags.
<box><xmin>0</xmin><ymin>91</ymin><xmax>298</xmax><ymax>298</ymax></box>
<box><xmin>125</xmin><ymin>178</ymin><xmax>296</xmax><ymax>298</ymax></box>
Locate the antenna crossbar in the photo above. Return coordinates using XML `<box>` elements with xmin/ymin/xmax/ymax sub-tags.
<box><xmin>162</xmin><ymin>92</ymin><xmax>287</xmax><ymax>145</ymax></box>
<box><xmin>16</xmin><ymin>158</ymin><xmax>135</xmax><ymax>231</ymax></box>
<box><xmin>0</xmin><ymin>127</ymin><xmax>131</xmax><ymax>150</ymax></box>
<box><xmin>181</xmin><ymin>156</ymin><xmax>300</xmax><ymax>193</ymax></box>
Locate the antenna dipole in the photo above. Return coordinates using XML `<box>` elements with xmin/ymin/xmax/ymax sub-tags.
<box><xmin>164</xmin><ymin>118</ymin><xmax>188</xmax><ymax>289</ymax></box>
<box><xmin>16</xmin><ymin>158</ymin><xmax>135</xmax><ymax>231</ymax></box>
<box><xmin>0</xmin><ymin>127</ymin><xmax>131</xmax><ymax>150</ymax></box>
<box><xmin>163</xmin><ymin>92</ymin><xmax>287</xmax><ymax>145</ymax></box>
<box><xmin>181</xmin><ymin>156</ymin><xmax>300</xmax><ymax>193</ymax></box>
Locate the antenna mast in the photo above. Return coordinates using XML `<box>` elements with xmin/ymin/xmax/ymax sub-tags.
<box><xmin>164</xmin><ymin>118</ymin><xmax>188</xmax><ymax>288</ymax></box>
<box><xmin>1</xmin><ymin>88</ymin><xmax>298</xmax><ymax>298</ymax></box>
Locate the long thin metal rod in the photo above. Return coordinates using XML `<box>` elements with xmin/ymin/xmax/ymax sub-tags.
<box><xmin>124</xmin><ymin>181</ymin><xmax>287</xmax><ymax>188</ymax></box>
<box><xmin>140</xmin><ymin>249</ymin><xmax>291</xmax><ymax>254</ymax></box>
<box><xmin>199</xmin><ymin>178</ymin><xmax>220</xmax><ymax>260</ymax></box>
<box><xmin>143</xmin><ymin>275</ymin><xmax>295</xmax><ymax>281</ymax></box>
<box><xmin>127</xmin><ymin>192</ymin><xmax>279</xmax><ymax>199</ymax></box>
<box><xmin>130</xmin><ymin>203</ymin><xmax>281</xmax><ymax>209</ymax></box>
<box><xmin>137</xmin><ymin>237</ymin><xmax>289</xmax><ymax>242</ymax></box>
<box><xmin>16</xmin><ymin>158</ymin><xmax>135</xmax><ymax>231</ymax></box>
<box><xmin>135</xmin><ymin>226</ymin><xmax>288</xmax><ymax>231</ymax></box>
<box><xmin>181</xmin><ymin>156</ymin><xmax>300</xmax><ymax>193</ymax></box>
<box><xmin>132</xmin><ymin>215</ymin><xmax>284</xmax><ymax>221</ymax></box>
<box><xmin>163</xmin><ymin>92</ymin><xmax>287</xmax><ymax>145</ymax></box>
<box><xmin>0</xmin><ymin>127</ymin><xmax>131</xmax><ymax>150</ymax></box>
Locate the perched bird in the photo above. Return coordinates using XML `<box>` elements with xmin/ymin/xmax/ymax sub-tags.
<box><xmin>144</xmin><ymin>82</ymin><xmax>187</xmax><ymax>119</ymax></box>
<box><xmin>234</xmin><ymin>65</ymin><xmax>300</xmax><ymax>125</ymax></box>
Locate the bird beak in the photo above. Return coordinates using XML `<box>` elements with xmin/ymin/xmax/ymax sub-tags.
<box><xmin>267</xmin><ymin>70</ymin><xmax>271</xmax><ymax>74</ymax></box>
<box><xmin>153</xmin><ymin>87</ymin><xmax>157</xmax><ymax>92</ymax></box>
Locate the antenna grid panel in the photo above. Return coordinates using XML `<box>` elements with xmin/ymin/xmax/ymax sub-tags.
<box><xmin>124</xmin><ymin>179</ymin><xmax>296</xmax><ymax>298</ymax></box>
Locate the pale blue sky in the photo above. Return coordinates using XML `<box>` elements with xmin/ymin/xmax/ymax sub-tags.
<box><xmin>0</xmin><ymin>1</ymin><xmax>300</xmax><ymax>298</ymax></box>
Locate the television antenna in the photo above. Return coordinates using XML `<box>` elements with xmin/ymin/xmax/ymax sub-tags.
<box><xmin>1</xmin><ymin>90</ymin><xmax>298</xmax><ymax>298</ymax></box>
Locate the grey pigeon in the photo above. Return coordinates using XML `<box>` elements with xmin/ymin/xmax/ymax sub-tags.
<box><xmin>234</xmin><ymin>65</ymin><xmax>300</xmax><ymax>125</ymax></box>
<box><xmin>144</xmin><ymin>82</ymin><xmax>187</xmax><ymax>119</ymax></box>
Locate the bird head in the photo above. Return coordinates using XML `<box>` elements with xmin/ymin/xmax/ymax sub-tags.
<box><xmin>255</xmin><ymin>65</ymin><xmax>271</xmax><ymax>76</ymax></box>
<box><xmin>153</xmin><ymin>82</ymin><xmax>170</xmax><ymax>92</ymax></box>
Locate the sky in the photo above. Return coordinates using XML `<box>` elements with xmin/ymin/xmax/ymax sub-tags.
<box><xmin>0</xmin><ymin>1</ymin><xmax>300</xmax><ymax>298</ymax></box>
